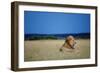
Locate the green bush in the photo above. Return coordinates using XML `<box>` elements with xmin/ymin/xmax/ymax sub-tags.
<box><xmin>25</xmin><ymin>36</ymin><xmax>58</xmax><ymax>40</ymax></box>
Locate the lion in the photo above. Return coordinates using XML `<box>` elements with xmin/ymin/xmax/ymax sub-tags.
<box><xmin>59</xmin><ymin>35</ymin><xmax>79</xmax><ymax>53</ymax></box>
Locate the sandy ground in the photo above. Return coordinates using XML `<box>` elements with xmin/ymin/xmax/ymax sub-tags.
<box><xmin>24</xmin><ymin>39</ymin><xmax>90</xmax><ymax>61</ymax></box>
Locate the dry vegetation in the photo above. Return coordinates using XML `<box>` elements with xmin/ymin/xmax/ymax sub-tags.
<box><xmin>24</xmin><ymin>39</ymin><xmax>90</xmax><ymax>61</ymax></box>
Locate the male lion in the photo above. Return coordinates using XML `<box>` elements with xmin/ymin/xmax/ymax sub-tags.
<box><xmin>60</xmin><ymin>35</ymin><xmax>78</xmax><ymax>52</ymax></box>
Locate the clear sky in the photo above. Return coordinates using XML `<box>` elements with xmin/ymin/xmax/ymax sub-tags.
<box><xmin>24</xmin><ymin>11</ymin><xmax>90</xmax><ymax>34</ymax></box>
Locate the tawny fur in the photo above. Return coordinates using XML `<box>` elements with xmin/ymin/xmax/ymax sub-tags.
<box><xmin>60</xmin><ymin>35</ymin><xmax>76</xmax><ymax>52</ymax></box>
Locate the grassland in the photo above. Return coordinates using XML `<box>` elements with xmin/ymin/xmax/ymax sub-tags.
<box><xmin>24</xmin><ymin>39</ymin><xmax>90</xmax><ymax>61</ymax></box>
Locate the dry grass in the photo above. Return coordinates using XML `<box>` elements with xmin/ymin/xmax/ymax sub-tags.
<box><xmin>24</xmin><ymin>39</ymin><xmax>90</xmax><ymax>61</ymax></box>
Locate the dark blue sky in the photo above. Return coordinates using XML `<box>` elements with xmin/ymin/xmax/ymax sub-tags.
<box><xmin>24</xmin><ymin>11</ymin><xmax>90</xmax><ymax>34</ymax></box>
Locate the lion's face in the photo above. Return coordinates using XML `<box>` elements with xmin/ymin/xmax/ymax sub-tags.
<box><xmin>66</xmin><ymin>36</ymin><xmax>76</xmax><ymax>49</ymax></box>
